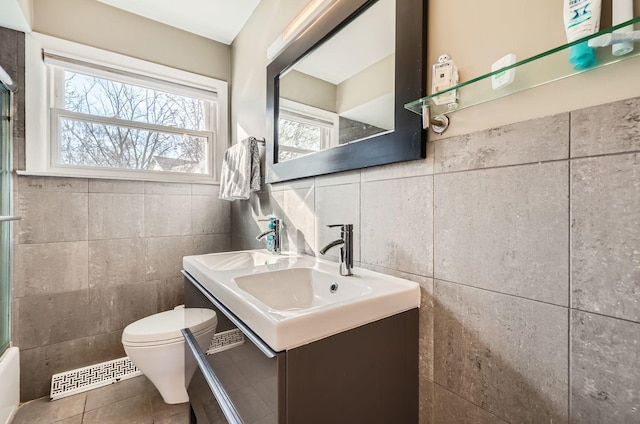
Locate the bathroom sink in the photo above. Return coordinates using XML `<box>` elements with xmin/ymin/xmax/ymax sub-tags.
<box><xmin>234</xmin><ymin>268</ymin><xmax>373</xmax><ymax>311</ymax></box>
<box><xmin>183</xmin><ymin>251</ymin><xmax>420</xmax><ymax>351</ymax></box>
<box><xmin>186</xmin><ymin>250</ymin><xmax>287</xmax><ymax>271</ymax></box>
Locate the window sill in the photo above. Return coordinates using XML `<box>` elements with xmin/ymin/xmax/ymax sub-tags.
<box><xmin>15</xmin><ymin>169</ymin><xmax>220</xmax><ymax>185</ymax></box>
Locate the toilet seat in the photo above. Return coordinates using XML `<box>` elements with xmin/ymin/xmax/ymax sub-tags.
<box><xmin>122</xmin><ymin>308</ymin><xmax>217</xmax><ymax>346</ymax></box>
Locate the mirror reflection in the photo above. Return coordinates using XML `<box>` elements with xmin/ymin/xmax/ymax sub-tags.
<box><xmin>277</xmin><ymin>0</ymin><xmax>395</xmax><ymax>162</ymax></box>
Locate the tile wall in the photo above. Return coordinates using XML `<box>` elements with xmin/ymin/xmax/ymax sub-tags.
<box><xmin>12</xmin><ymin>177</ymin><xmax>231</xmax><ymax>401</ymax></box>
<box><xmin>232</xmin><ymin>97</ymin><xmax>640</xmax><ymax>423</ymax></box>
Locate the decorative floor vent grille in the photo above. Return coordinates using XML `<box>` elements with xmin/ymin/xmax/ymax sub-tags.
<box><xmin>207</xmin><ymin>329</ymin><xmax>245</xmax><ymax>355</ymax></box>
<box><xmin>50</xmin><ymin>357</ymin><xmax>142</xmax><ymax>401</ymax></box>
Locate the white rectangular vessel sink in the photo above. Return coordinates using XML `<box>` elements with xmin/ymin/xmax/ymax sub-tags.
<box><xmin>183</xmin><ymin>250</ymin><xmax>420</xmax><ymax>351</ymax></box>
<box><xmin>234</xmin><ymin>268</ymin><xmax>373</xmax><ymax>311</ymax></box>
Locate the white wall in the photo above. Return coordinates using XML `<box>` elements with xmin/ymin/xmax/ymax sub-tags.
<box><xmin>231</xmin><ymin>0</ymin><xmax>309</xmax><ymax>143</ymax></box>
<box><xmin>32</xmin><ymin>0</ymin><xmax>230</xmax><ymax>81</ymax></box>
<box><xmin>0</xmin><ymin>0</ymin><xmax>30</xmax><ymax>32</ymax></box>
<box><xmin>428</xmin><ymin>0</ymin><xmax>640</xmax><ymax>136</ymax></box>
<box><xmin>280</xmin><ymin>70</ymin><xmax>337</xmax><ymax>112</ymax></box>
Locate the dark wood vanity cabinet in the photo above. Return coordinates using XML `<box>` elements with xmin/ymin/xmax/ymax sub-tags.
<box><xmin>183</xmin><ymin>273</ymin><xmax>418</xmax><ymax>424</ymax></box>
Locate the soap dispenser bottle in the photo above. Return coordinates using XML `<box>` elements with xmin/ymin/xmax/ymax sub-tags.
<box><xmin>266</xmin><ymin>218</ymin><xmax>276</xmax><ymax>253</ymax></box>
<box><xmin>256</xmin><ymin>217</ymin><xmax>282</xmax><ymax>254</ymax></box>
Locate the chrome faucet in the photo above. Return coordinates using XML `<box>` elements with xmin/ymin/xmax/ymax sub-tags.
<box><xmin>256</xmin><ymin>218</ymin><xmax>282</xmax><ymax>255</ymax></box>
<box><xmin>319</xmin><ymin>224</ymin><xmax>353</xmax><ymax>276</ymax></box>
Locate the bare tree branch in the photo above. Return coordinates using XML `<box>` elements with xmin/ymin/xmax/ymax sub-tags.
<box><xmin>59</xmin><ymin>72</ymin><xmax>208</xmax><ymax>173</ymax></box>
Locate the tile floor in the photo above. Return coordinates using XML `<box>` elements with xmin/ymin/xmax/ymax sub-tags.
<box><xmin>11</xmin><ymin>376</ymin><xmax>190</xmax><ymax>424</ymax></box>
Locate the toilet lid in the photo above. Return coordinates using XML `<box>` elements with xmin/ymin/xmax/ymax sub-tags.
<box><xmin>122</xmin><ymin>308</ymin><xmax>217</xmax><ymax>344</ymax></box>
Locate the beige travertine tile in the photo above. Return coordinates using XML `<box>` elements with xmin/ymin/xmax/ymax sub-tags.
<box><xmin>191</xmin><ymin>183</ymin><xmax>220</xmax><ymax>196</ymax></box>
<box><xmin>13</xmin><ymin>241</ymin><xmax>88</xmax><ymax>297</ymax></box>
<box><xmin>192</xmin><ymin>234</ymin><xmax>231</xmax><ymax>255</ymax></box>
<box><xmin>12</xmin><ymin>393</ymin><xmax>86</xmax><ymax>424</ymax></box>
<box><xmin>18</xmin><ymin>332</ymin><xmax>125</xmax><ymax>402</ymax></box>
<box><xmin>434</xmin><ymin>161</ymin><xmax>569</xmax><ymax>305</ymax></box>
<box><xmin>571</xmin><ymin>311</ymin><xmax>640</xmax><ymax>424</ymax></box>
<box><xmin>52</xmin><ymin>414</ymin><xmax>83</xmax><ymax>424</ymax></box>
<box><xmin>283</xmin><ymin>187</ymin><xmax>315</xmax><ymax>255</ymax></box>
<box><xmin>88</xmin><ymin>193</ymin><xmax>144</xmax><ymax>240</ymax></box>
<box><xmin>418</xmin><ymin>279</ymin><xmax>435</xmax><ymax>384</ymax></box>
<box><xmin>82</xmin><ymin>394</ymin><xmax>153</xmax><ymax>424</ymax></box>
<box><xmin>361</xmin><ymin>176</ymin><xmax>433</xmax><ymax>276</ymax></box>
<box><xmin>11</xmin><ymin>298</ymin><xmax>19</xmax><ymax>347</ymax></box>
<box><xmin>144</xmin><ymin>181</ymin><xmax>191</xmax><ymax>195</ymax></box>
<box><xmin>85</xmin><ymin>376</ymin><xmax>149</xmax><ymax>411</ymax></box>
<box><xmin>17</xmin><ymin>176</ymin><xmax>88</xmax><ymax>193</ymax></box>
<box><xmin>419</xmin><ymin>379</ymin><xmax>434</xmax><ymax>424</ymax></box>
<box><xmin>16</xmin><ymin>192</ymin><xmax>88</xmax><ymax>244</ymax></box>
<box><xmin>192</xmin><ymin>195</ymin><xmax>231</xmax><ymax>234</ymax></box>
<box><xmin>231</xmin><ymin>190</ymin><xmax>284</xmax><ymax>240</ymax></box>
<box><xmin>88</xmin><ymin>179</ymin><xmax>144</xmax><ymax>193</ymax></box>
<box><xmin>434</xmin><ymin>385</ymin><xmax>508</xmax><ymax>424</ymax></box>
<box><xmin>315</xmin><ymin>169</ymin><xmax>360</xmax><ymax>187</ymax></box>
<box><xmin>16</xmin><ymin>290</ymin><xmax>89</xmax><ymax>349</ymax></box>
<box><xmin>0</xmin><ymin>30</ymin><xmax>18</xmax><ymax>77</ymax></box>
<box><xmin>86</xmin><ymin>330</ymin><xmax>126</xmax><ymax>364</ymax></box>
<box><xmin>571</xmin><ymin>153</ymin><xmax>640</xmax><ymax>322</ymax></box>
<box><xmin>153</xmin><ymin>412</ymin><xmax>190</xmax><ymax>424</ymax></box>
<box><xmin>230</xmin><ymin>234</ymin><xmax>262</xmax><ymax>251</ymax></box>
<box><xmin>434</xmin><ymin>280</ymin><xmax>568</xmax><ymax>424</ymax></box>
<box><xmin>571</xmin><ymin>97</ymin><xmax>640</xmax><ymax>157</ymax></box>
<box><xmin>144</xmin><ymin>195</ymin><xmax>192</xmax><ymax>237</ymax></box>
<box><xmin>269</xmin><ymin>177</ymin><xmax>315</xmax><ymax>192</ymax></box>
<box><xmin>89</xmin><ymin>238</ymin><xmax>145</xmax><ymax>288</ymax></box>
<box><xmin>19</xmin><ymin>338</ymin><xmax>91</xmax><ymax>401</ymax></box>
<box><xmin>361</xmin><ymin>141</ymin><xmax>434</xmax><ymax>182</ymax></box>
<box><xmin>11</xmin><ymin>168</ymin><xmax>19</xmax><ymax>191</ymax></box>
<box><xmin>145</xmin><ymin>235</ymin><xmax>229</xmax><ymax>281</ymax></box>
<box><xmin>145</xmin><ymin>236</ymin><xmax>194</xmax><ymax>280</ymax></box>
<box><xmin>88</xmin><ymin>282</ymin><xmax>158</xmax><ymax>334</ymax></box>
<box><xmin>315</xmin><ymin>183</ymin><xmax>360</xmax><ymax>262</ymax></box>
<box><xmin>434</xmin><ymin>113</ymin><xmax>569</xmax><ymax>173</ymax></box>
<box><xmin>156</xmin><ymin>277</ymin><xmax>185</xmax><ymax>311</ymax></box>
<box><xmin>149</xmin><ymin>382</ymin><xmax>190</xmax><ymax>421</ymax></box>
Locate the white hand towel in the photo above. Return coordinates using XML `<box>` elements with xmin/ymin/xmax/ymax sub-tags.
<box><xmin>219</xmin><ymin>138</ymin><xmax>261</xmax><ymax>201</ymax></box>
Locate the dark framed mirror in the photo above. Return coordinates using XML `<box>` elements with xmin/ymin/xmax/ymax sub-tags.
<box><xmin>266</xmin><ymin>0</ymin><xmax>427</xmax><ymax>183</ymax></box>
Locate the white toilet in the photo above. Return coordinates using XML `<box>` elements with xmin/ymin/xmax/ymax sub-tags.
<box><xmin>122</xmin><ymin>307</ymin><xmax>217</xmax><ymax>404</ymax></box>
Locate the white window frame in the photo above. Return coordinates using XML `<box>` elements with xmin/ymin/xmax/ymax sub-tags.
<box><xmin>23</xmin><ymin>33</ymin><xmax>228</xmax><ymax>184</ymax></box>
<box><xmin>278</xmin><ymin>99</ymin><xmax>338</xmax><ymax>158</ymax></box>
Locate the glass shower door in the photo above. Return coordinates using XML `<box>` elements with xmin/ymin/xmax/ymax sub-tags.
<box><xmin>0</xmin><ymin>86</ymin><xmax>12</xmax><ymax>356</ymax></box>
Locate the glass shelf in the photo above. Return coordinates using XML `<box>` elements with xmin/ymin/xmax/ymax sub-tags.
<box><xmin>405</xmin><ymin>17</ymin><xmax>640</xmax><ymax>119</ymax></box>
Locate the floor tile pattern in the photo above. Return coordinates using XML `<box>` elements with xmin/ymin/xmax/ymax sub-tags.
<box><xmin>11</xmin><ymin>376</ymin><xmax>189</xmax><ymax>424</ymax></box>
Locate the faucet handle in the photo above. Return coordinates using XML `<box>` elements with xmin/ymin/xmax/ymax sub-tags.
<box><xmin>259</xmin><ymin>217</ymin><xmax>281</xmax><ymax>226</ymax></box>
<box><xmin>259</xmin><ymin>217</ymin><xmax>279</xmax><ymax>222</ymax></box>
<box><xmin>327</xmin><ymin>224</ymin><xmax>353</xmax><ymax>230</ymax></box>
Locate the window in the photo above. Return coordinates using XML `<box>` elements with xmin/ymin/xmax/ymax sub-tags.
<box><xmin>278</xmin><ymin>99</ymin><xmax>338</xmax><ymax>162</ymax></box>
<box><xmin>24</xmin><ymin>33</ymin><xmax>228</xmax><ymax>183</ymax></box>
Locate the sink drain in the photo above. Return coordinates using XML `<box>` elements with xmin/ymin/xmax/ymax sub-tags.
<box><xmin>329</xmin><ymin>283</ymin><xmax>339</xmax><ymax>293</ymax></box>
